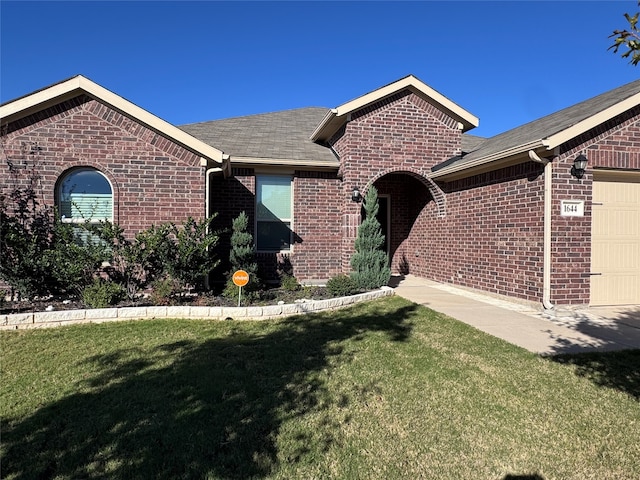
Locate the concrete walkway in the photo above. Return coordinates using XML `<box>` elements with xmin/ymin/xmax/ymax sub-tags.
<box><xmin>392</xmin><ymin>275</ymin><xmax>640</xmax><ymax>355</ymax></box>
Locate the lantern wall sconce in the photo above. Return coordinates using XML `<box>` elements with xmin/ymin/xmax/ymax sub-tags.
<box><xmin>571</xmin><ymin>154</ymin><xmax>588</xmax><ymax>179</ymax></box>
<box><xmin>351</xmin><ymin>186</ymin><xmax>362</xmax><ymax>202</ymax></box>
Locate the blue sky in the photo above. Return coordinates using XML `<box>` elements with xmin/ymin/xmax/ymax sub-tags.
<box><xmin>1</xmin><ymin>1</ymin><xmax>639</xmax><ymax>138</ymax></box>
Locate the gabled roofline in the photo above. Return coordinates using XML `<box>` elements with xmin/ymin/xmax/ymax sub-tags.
<box><xmin>310</xmin><ymin>75</ymin><xmax>479</xmax><ymax>143</ymax></box>
<box><xmin>545</xmin><ymin>90</ymin><xmax>640</xmax><ymax>149</ymax></box>
<box><xmin>0</xmin><ymin>75</ymin><xmax>226</xmax><ymax>166</ymax></box>
<box><xmin>431</xmin><ymin>85</ymin><xmax>640</xmax><ymax>180</ymax></box>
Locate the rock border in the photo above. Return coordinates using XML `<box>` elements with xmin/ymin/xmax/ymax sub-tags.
<box><xmin>1</xmin><ymin>287</ymin><xmax>395</xmax><ymax>330</ymax></box>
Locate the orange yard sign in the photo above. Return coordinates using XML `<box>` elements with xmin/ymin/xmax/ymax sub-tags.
<box><xmin>232</xmin><ymin>270</ymin><xmax>249</xmax><ymax>287</ymax></box>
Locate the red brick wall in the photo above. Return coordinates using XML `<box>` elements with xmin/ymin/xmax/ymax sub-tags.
<box><xmin>549</xmin><ymin>106</ymin><xmax>640</xmax><ymax>304</ymax></box>
<box><xmin>1</xmin><ymin>95</ymin><xmax>205</xmax><ymax>236</ymax></box>
<box><xmin>329</xmin><ymin>92</ymin><xmax>639</xmax><ymax>306</ymax></box>
<box><xmin>330</xmin><ymin>91</ymin><xmax>462</xmax><ymax>272</ymax></box>
<box><xmin>391</xmin><ymin>163</ymin><xmax>547</xmax><ymax>303</ymax></box>
<box><xmin>209</xmin><ymin>168</ymin><xmax>342</xmax><ymax>284</ymax></box>
<box><xmin>293</xmin><ymin>170</ymin><xmax>342</xmax><ymax>281</ymax></box>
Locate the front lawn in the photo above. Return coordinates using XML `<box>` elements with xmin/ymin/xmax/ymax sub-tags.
<box><xmin>2</xmin><ymin>297</ymin><xmax>638</xmax><ymax>479</ymax></box>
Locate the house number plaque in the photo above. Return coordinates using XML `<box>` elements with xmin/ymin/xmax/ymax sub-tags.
<box><xmin>560</xmin><ymin>200</ymin><xmax>584</xmax><ymax>217</ymax></box>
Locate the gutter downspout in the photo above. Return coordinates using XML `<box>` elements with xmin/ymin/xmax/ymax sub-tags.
<box><xmin>205</xmin><ymin>166</ymin><xmax>224</xmax><ymax>220</ymax></box>
<box><xmin>204</xmin><ymin>154</ymin><xmax>230</xmax><ymax>219</ymax></box>
<box><xmin>204</xmin><ymin>164</ymin><xmax>225</xmax><ymax>290</ymax></box>
<box><xmin>529</xmin><ymin>150</ymin><xmax>554</xmax><ymax>310</ymax></box>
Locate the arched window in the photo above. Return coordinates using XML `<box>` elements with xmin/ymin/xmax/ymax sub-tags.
<box><xmin>58</xmin><ymin>168</ymin><xmax>113</xmax><ymax>223</ymax></box>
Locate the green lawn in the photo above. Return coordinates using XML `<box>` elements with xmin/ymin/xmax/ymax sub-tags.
<box><xmin>2</xmin><ymin>297</ymin><xmax>639</xmax><ymax>480</ymax></box>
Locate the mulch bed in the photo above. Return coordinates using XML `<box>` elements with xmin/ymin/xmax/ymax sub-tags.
<box><xmin>1</xmin><ymin>286</ymin><xmax>335</xmax><ymax>315</ymax></box>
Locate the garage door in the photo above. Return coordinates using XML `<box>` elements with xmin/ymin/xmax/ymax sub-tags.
<box><xmin>591</xmin><ymin>172</ymin><xmax>640</xmax><ymax>305</ymax></box>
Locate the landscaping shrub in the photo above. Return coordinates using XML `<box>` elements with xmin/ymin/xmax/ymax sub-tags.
<box><xmin>326</xmin><ymin>274</ymin><xmax>358</xmax><ymax>297</ymax></box>
<box><xmin>223</xmin><ymin>212</ymin><xmax>260</xmax><ymax>298</ymax></box>
<box><xmin>350</xmin><ymin>186</ymin><xmax>391</xmax><ymax>290</ymax></box>
<box><xmin>149</xmin><ymin>277</ymin><xmax>181</xmax><ymax>305</ymax></box>
<box><xmin>81</xmin><ymin>279</ymin><xmax>125</xmax><ymax>309</ymax></box>
<box><xmin>0</xmin><ymin>161</ymin><xmax>105</xmax><ymax>300</ymax></box>
<box><xmin>93</xmin><ymin>216</ymin><xmax>219</xmax><ymax>298</ymax></box>
<box><xmin>91</xmin><ymin>221</ymin><xmax>163</xmax><ymax>300</ymax></box>
<box><xmin>163</xmin><ymin>216</ymin><xmax>220</xmax><ymax>293</ymax></box>
<box><xmin>280</xmin><ymin>274</ymin><xmax>300</xmax><ymax>292</ymax></box>
<box><xmin>1</xmin><ymin>157</ymin><xmax>220</xmax><ymax>304</ymax></box>
<box><xmin>277</xmin><ymin>254</ymin><xmax>299</xmax><ymax>291</ymax></box>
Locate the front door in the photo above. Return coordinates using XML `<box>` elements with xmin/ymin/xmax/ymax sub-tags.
<box><xmin>378</xmin><ymin>195</ymin><xmax>390</xmax><ymax>256</ymax></box>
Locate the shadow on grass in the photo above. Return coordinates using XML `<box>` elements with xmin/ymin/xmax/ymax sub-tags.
<box><xmin>2</xmin><ymin>300</ymin><xmax>417</xmax><ymax>479</ymax></box>
<box><xmin>550</xmin><ymin>349</ymin><xmax>640</xmax><ymax>400</ymax></box>
<box><xmin>543</xmin><ymin>307</ymin><xmax>640</xmax><ymax>355</ymax></box>
<box><xmin>544</xmin><ymin>307</ymin><xmax>640</xmax><ymax>399</ymax></box>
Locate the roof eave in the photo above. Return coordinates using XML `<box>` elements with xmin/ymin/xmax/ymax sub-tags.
<box><xmin>231</xmin><ymin>155</ymin><xmax>339</xmax><ymax>170</ymax></box>
<box><xmin>310</xmin><ymin>75</ymin><xmax>479</xmax><ymax>143</ymax></box>
<box><xmin>309</xmin><ymin>108</ymin><xmax>338</xmax><ymax>142</ymax></box>
<box><xmin>430</xmin><ymin>140</ymin><xmax>550</xmax><ymax>181</ymax></box>
<box><xmin>545</xmin><ymin>90</ymin><xmax>640</xmax><ymax>149</ymax></box>
<box><xmin>0</xmin><ymin>75</ymin><xmax>226</xmax><ymax>165</ymax></box>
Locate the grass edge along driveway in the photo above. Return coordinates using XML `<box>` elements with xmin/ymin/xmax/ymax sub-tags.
<box><xmin>2</xmin><ymin>296</ymin><xmax>639</xmax><ymax>480</ymax></box>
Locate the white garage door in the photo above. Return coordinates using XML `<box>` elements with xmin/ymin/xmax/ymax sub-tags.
<box><xmin>591</xmin><ymin>172</ymin><xmax>640</xmax><ymax>306</ymax></box>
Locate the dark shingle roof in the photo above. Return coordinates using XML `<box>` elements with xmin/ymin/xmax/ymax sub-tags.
<box><xmin>461</xmin><ymin>134</ymin><xmax>486</xmax><ymax>153</ymax></box>
<box><xmin>435</xmin><ymin>78</ymin><xmax>640</xmax><ymax>172</ymax></box>
<box><xmin>180</xmin><ymin>107</ymin><xmax>338</xmax><ymax>166</ymax></box>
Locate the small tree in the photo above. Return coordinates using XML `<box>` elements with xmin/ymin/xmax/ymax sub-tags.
<box><xmin>224</xmin><ymin>211</ymin><xmax>260</xmax><ymax>296</ymax></box>
<box><xmin>350</xmin><ymin>186</ymin><xmax>391</xmax><ymax>290</ymax></box>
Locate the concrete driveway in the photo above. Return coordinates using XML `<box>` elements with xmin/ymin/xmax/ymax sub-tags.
<box><xmin>391</xmin><ymin>275</ymin><xmax>640</xmax><ymax>355</ymax></box>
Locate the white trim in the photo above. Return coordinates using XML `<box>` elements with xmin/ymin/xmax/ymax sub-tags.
<box><xmin>57</xmin><ymin>167</ymin><xmax>114</xmax><ymax>223</ymax></box>
<box><xmin>255</xmin><ymin>174</ymin><xmax>294</xmax><ymax>253</ymax></box>
<box><xmin>310</xmin><ymin>75</ymin><xmax>479</xmax><ymax>142</ymax></box>
<box><xmin>232</xmin><ymin>156</ymin><xmax>338</xmax><ymax>169</ymax></box>
<box><xmin>1</xmin><ymin>75</ymin><xmax>225</xmax><ymax>165</ymax></box>
<box><xmin>545</xmin><ymin>91</ymin><xmax>640</xmax><ymax>149</ymax></box>
<box><xmin>429</xmin><ymin>140</ymin><xmax>549</xmax><ymax>179</ymax></box>
<box><xmin>335</xmin><ymin>76</ymin><xmax>479</xmax><ymax>129</ymax></box>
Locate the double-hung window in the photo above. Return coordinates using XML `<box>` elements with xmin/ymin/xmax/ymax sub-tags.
<box><xmin>256</xmin><ymin>175</ymin><xmax>292</xmax><ymax>251</ymax></box>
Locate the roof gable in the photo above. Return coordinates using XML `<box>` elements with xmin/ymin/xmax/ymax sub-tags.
<box><xmin>432</xmin><ymin>79</ymin><xmax>640</xmax><ymax>179</ymax></box>
<box><xmin>310</xmin><ymin>75</ymin><xmax>479</xmax><ymax>143</ymax></box>
<box><xmin>0</xmin><ymin>75</ymin><xmax>226</xmax><ymax>167</ymax></box>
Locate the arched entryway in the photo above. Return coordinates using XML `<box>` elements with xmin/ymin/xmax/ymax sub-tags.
<box><xmin>367</xmin><ymin>170</ymin><xmax>442</xmax><ymax>276</ymax></box>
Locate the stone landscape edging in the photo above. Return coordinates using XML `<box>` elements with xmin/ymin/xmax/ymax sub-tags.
<box><xmin>1</xmin><ymin>287</ymin><xmax>395</xmax><ymax>330</ymax></box>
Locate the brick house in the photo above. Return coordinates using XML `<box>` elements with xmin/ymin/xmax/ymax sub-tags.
<box><xmin>1</xmin><ymin>75</ymin><xmax>639</xmax><ymax>307</ymax></box>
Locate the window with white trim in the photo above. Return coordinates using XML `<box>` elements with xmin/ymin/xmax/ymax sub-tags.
<box><xmin>58</xmin><ymin>168</ymin><xmax>113</xmax><ymax>223</ymax></box>
<box><xmin>256</xmin><ymin>175</ymin><xmax>292</xmax><ymax>251</ymax></box>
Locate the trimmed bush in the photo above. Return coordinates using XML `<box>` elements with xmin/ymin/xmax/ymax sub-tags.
<box><xmin>82</xmin><ymin>279</ymin><xmax>125</xmax><ymax>309</ymax></box>
<box><xmin>280</xmin><ymin>274</ymin><xmax>300</xmax><ymax>292</ymax></box>
<box><xmin>326</xmin><ymin>274</ymin><xmax>358</xmax><ymax>297</ymax></box>
<box><xmin>350</xmin><ymin>186</ymin><xmax>391</xmax><ymax>290</ymax></box>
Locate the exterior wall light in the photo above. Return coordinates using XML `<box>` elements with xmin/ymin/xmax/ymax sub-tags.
<box><xmin>571</xmin><ymin>154</ymin><xmax>588</xmax><ymax>179</ymax></box>
<box><xmin>351</xmin><ymin>186</ymin><xmax>362</xmax><ymax>202</ymax></box>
